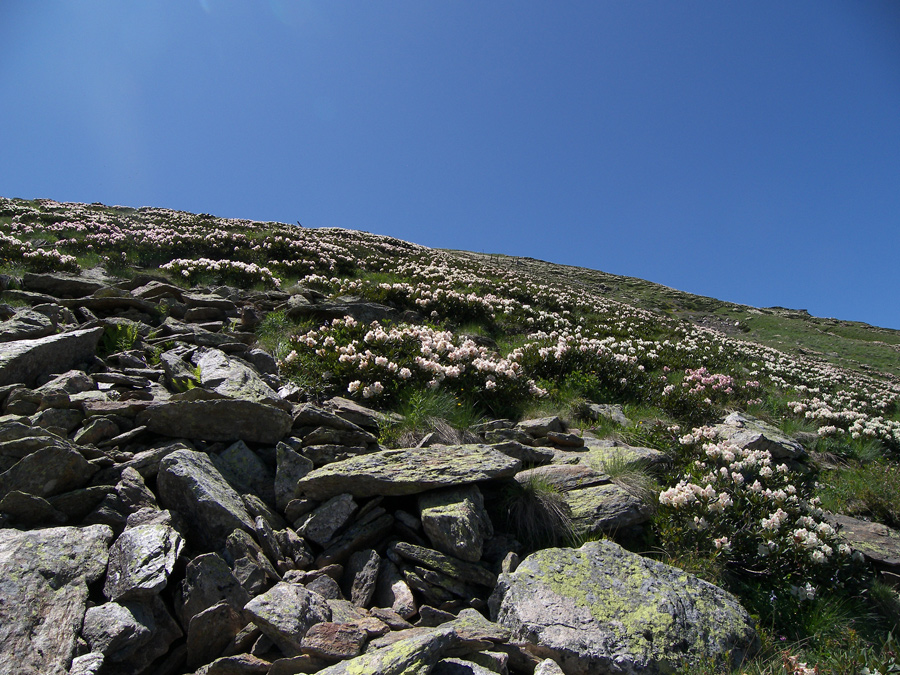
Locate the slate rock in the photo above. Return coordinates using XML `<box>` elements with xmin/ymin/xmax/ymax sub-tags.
<box><xmin>313</xmin><ymin>624</ymin><xmax>459</xmax><ymax>675</ymax></box>
<box><xmin>827</xmin><ymin>512</ymin><xmax>900</xmax><ymax>571</ymax></box>
<box><xmin>197</xmin><ymin>348</ymin><xmax>288</xmax><ymax>410</ymax></box>
<box><xmin>0</xmin><ymin>524</ymin><xmax>113</xmax><ymax>675</ymax></box>
<box><xmin>343</xmin><ymin>548</ymin><xmax>381</xmax><ymax>608</ymax></box>
<box><xmin>433</xmin><ymin>658</ymin><xmax>497</xmax><ymax>675</ymax></box>
<box><xmin>0</xmin><ymin>441</ymin><xmax>98</xmax><ymax>501</ymax></box>
<box><xmin>137</xmin><ymin>399</ymin><xmax>293</xmax><ymax>444</ymax></box>
<box><xmin>243</xmin><ymin>582</ymin><xmax>332</xmax><ymax>657</ymax></box>
<box><xmin>187</xmin><ymin>601</ymin><xmax>249</xmax><ymax>670</ymax></box>
<box><xmin>202</xmin><ymin>653</ymin><xmax>272</xmax><ymax>675</ymax></box>
<box><xmin>0</xmin><ymin>326</ymin><xmax>104</xmax><ymax>387</ymax></box>
<box><xmin>81</xmin><ymin>600</ymin><xmax>154</xmax><ymax>662</ymax></box>
<box><xmin>0</xmin><ymin>489</ymin><xmax>67</xmax><ymax>525</ymax></box>
<box><xmin>300</xmin><ymin>622</ymin><xmax>368</xmax><ymax>660</ymax></box>
<box><xmin>158</xmin><ymin>449</ymin><xmax>255</xmax><ymax>551</ymax></box>
<box><xmin>276</xmin><ymin>442</ymin><xmax>314</xmax><ymax>512</ymax></box>
<box><xmin>516</xmin><ymin>417</ymin><xmax>564</xmax><ymax>437</ymax></box>
<box><xmin>565</xmin><ymin>483</ymin><xmax>653</xmax><ymax>537</ymax></box>
<box><xmin>299</xmin><ymin>493</ymin><xmax>357</xmax><ymax>546</ymax></box>
<box><xmin>212</xmin><ymin>440</ymin><xmax>277</xmax><ymax>506</ymax></box>
<box><xmin>22</xmin><ymin>271</ymin><xmax>106</xmax><ymax>297</ymax></box>
<box><xmin>373</xmin><ymin>560</ymin><xmax>418</xmax><ymax>619</ymax></box>
<box><xmin>489</xmin><ymin>540</ymin><xmax>759</xmax><ymax>674</ymax></box>
<box><xmin>390</xmin><ymin>541</ymin><xmax>497</xmax><ymax>588</ymax></box>
<box><xmin>296</xmin><ymin>444</ymin><xmax>522</xmax><ymax>500</ymax></box>
<box><xmin>419</xmin><ymin>485</ymin><xmax>493</xmax><ymax>562</ymax></box>
<box><xmin>177</xmin><ymin>552</ymin><xmax>252</xmax><ymax>627</ymax></box>
<box><xmin>104</xmin><ymin>523</ymin><xmax>184</xmax><ymax>601</ymax></box>
<box><xmin>0</xmin><ymin>308</ymin><xmax>56</xmax><ymax>343</ymax></box>
<box><xmin>307</xmin><ymin>574</ymin><xmax>345</xmax><ymax>600</ymax></box>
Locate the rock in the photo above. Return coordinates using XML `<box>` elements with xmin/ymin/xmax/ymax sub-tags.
<box><xmin>22</xmin><ymin>271</ymin><xmax>105</xmax><ymax>297</ymax></box>
<box><xmin>0</xmin><ymin>524</ymin><xmax>113</xmax><ymax>675</ymax></box>
<box><xmin>515</xmin><ymin>464</ymin><xmax>609</xmax><ymax>492</ymax></box>
<box><xmin>0</xmin><ymin>327</ymin><xmax>104</xmax><ymax>387</ymax></box>
<box><xmin>157</xmin><ymin>449</ymin><xmax>255</xmax><ymax>551</ymax></box>
<box><xmin>714</xmin><ymin>412</ymin><xmax>806</xmax><ymax>460</ymax></box>
<box><xmin>300</xmin><ymin>622</ymin><xmax>368</xmax><ymax>660</ymax></box>
<box><xmin>419</xmin><ymin>485</ymin><xmax>493</xmax><ymax>562</ymax></box>
<box><xmin>296</xmin><ymin>444</ymin><xmax>522</xmax><ymax>500</ymax></box>
<box><xmin>292</xmin><ymin>403</ymin><xmax>367</xmax><ymax>432</ymax></box>
<box><xmin>0</xmin><ymin>308</ymin><xmax>56</xmax><ymax>343</ymax></box>
<box><xmin>827</xmin><ymin>512</ymin><xmax>900</xmax><ymax>572</ymax></box>
<box><xmin>533</xmin><ymin>658</ymin><xmax>566</xmax><ymax>675</ymax></box>
<box><xmin>81</xmin><ymin>600</ymin><xmax>154</xmax><ymax>662</ymax></box>
<box><xmin>178</xmin><ymin>553</ymin><xmax>252</xmax><ymax>627</ymax></box>
<box><xmin>489</xmin><ymin>540</ymin><xmax>759</xmax><ymax>674</ymax></box>
<box><xmin>307</xmin><ymin>574</ymin><xmax>345</xmax><ymax>600</ymax></box>
<box><xmin>312</xmin><ymin>624</ymin><xmax>459</xmax><ymax>675</ymax></box>
<box><xmin>545</xmin><ymin>431</ymin><xmax>584</xmax><ymax>448</ymax></box>
<box><xmin>577</xmin><ymin>402</ymin><xmax>631</xmax><ymax>427</ymax></box>
<box><xmin>69</xmin><ymin>653</ymin><xmax>105</xmax><ymax>675</ymax></box>
<box><xmin>298</xmin><ymin>493</ymin><xmax>357</xmax><ymax>546</ymax></box>
<box><xmin>343</xmin><ymin>548</ymin><xmax>381</xmax><ymax>607</ymax></box>
<box><xmin>187</xmin><ymin>601</ymin><xmax>249</xmax><ymax>670</ymax></box>
<box><xmin>565</xmin><ymin>483</ymin><xmax>653</xmax><ymax>537</ymax></box>
<box><xmin>197</xmin><ymin>349</ymin><xmax>288</xmax><ymax>410</ymax></box>
<box><xmin>226</xmin><ymin>529</ymin><xmax>281</xmax><ymax>595</ymax></box>
<box><xmin>390</xmin><ymin>541</ymin><xmax>497</xmax><ymax>588</ymax></box>
<box><xmin>433</xmin><ymin>658</ymin><xmax>497</xmax><ymax>675</ymax></box>
<box><xmin>0</xmin><ymin>489</ymin><xmax>67</xmax><ymax>525</ymax></box>
<box><xmin>315</xmin><ymin>512</ymin><xmax>395</xmax><ymax>567</ymax></box>
<box><xmin>202</xmin><ymin>653</ymin><xmax>272</xmax><ymax>675</ymax></box>
<box><xmin>212</xmin><ymin>440</ymin><xmax>277</xmax><ymax>506</ymax></box>
<box><xmin>276</xmin><ymin>442</ymin><xmax>314</xmax><ymax>512</ymax></box>
<box><xmin>324</xmin><ymin>396</ymin><xmax>394</xmax><ymax>432</ymax></box>
<box><xmin>243</xmin><ymin>582</ymin><xmax>332</xmax><ymax>657</ymax></box>
<box><xmin>103</xmin><ymin>523</ymin><xmax>184</xmax><ymax>601</ymax></box>
<box><xmin>136</xmin><ymin>400</ymin><xmax>293</xmax><ymax>445</ymax></box>
<box><xmin>516</xmin><ymin>417</ymin><xmax>564</xmax><ymax>438</ymax></box>
<box><xmin>582</xmin><ymin>441</ymin><xmax>672</xmax><ymax>474</ymax></box>
<box><xmin>373</xmin><ymin>560</ymin><xmax>417</xmax><ymax>619</ymax></box>
<box><xmin>0</xmin><ymin>441</ymin><xmax>98</xmax><ymax>501</ymax></box>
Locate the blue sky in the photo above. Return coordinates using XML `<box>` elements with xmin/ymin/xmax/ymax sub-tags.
<box><xmin>2</xmin><ymin>1</ymin><xmax>899</xmax><ymax>328</ymax></box>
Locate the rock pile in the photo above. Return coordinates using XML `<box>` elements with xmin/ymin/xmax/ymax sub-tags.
<box><xmin>1</xmin><ymin>271</ymin><xmax>760</xmax><ymax>674</ymax></box>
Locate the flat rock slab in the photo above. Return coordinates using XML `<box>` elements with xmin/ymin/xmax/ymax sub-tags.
<box><xmin>828</xmin><ymin>512</ymin><xmax>900</xmax><ymax>570</ymax></box>
<box><xmin>565</xmin><ymin>483</ymin><xmax>653</xmax><ymax>536</ymax></box>
<box><xmin>714</xmin><ymin>412</ymin><xmax>805</xmax><ymax>460</ymax></box>
<box><xmin>0</xmin><ymin>524</ymin><xmax>113</xmax><ymax>675</ymax></box>
<box><xmin>296</xmin><ymin>444</ymin><xmax>522</xmax><ymax>500</ymax></box>
<box><xmin>0</xmin><ymin>327</ymin><xmax>104</xmax><ymax>387</ymax></box>
<box><xmin>136</xmin><ymin>399</ymin><xmax>292</xmax><ymax>444</ymax></box>
<box><xmin>314</xmin><ymin>624</ymin><xmax>459</xmax><ymax>675</ymax></box>
<box><xmin>489</xmin><ymin>540</ymin><xmax>759</xmax><ymax>675</ymax></box>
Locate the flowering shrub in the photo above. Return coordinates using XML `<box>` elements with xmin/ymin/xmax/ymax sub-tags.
<box><xmin>160</xmin><ymin>258</ymin><xmax>281</xmax><ymax>288</ymax></box>
<box><xmin>280</xmin><ymin>317</ymin><xmax>542</xmax><ymax>414</ymax></box>
<box><xmin>656</xmin><ymin>426</ymin><xmax>866</xmax><ymax>594</ymax></box>
<box><xmin>0</xmin><ymin>232</ymin><xmax>79</xmax><ymax>272</ymax></box>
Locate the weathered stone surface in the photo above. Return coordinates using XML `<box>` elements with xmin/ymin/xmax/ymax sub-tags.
<box><xmin>0</xmin><ymin>489</ymin><xmax>67</xmax><ymax>525</ymax></box>
<box><xmin>343</xmin><ymin>548</ymin><xmax>381</xmax><ymax>608</ymax></box>
<box><xmin>827</xmin><ymin>512</ymin><xmax>900</xmax><ymax>571</ymax></box>
<box><xmin>178</xmin><ymin>553</ymin><xmax>252</xmax><ymax>627</ymax></box>
<box><xmin>22</xmin><ymin>271</ymin><xmax>107</xmax><ymax>298</ymax></box>
<box><xmin>515</xmin><ymin>464</ymin><xmax>609</xmax><ymax>492</ymax></box>
<box><xmin>299</xmin><ymin>493</ymin><xmax>357</xmax><ymax>545</ymax></box>
<box><xmin>187</xmin><ymin>601</ymin><xmax>248</xmax><ymax>670</ymax></box>
<box><xmin>307</xmin><ymin>574</ymin><xmax>345</xmax><ymax>600</ymax></box>
<box><xmin>533</xmin><ymin>658</ymin><xmax>566</xmax><ymax>675</ymax></box>
<box><xmin>300</xmin><ymin>622</ymin><xmax>368</xmax><ymax>660</ymax></box>
<box><xmin>314</xmin><ymin>624</ymin><xmax>459</xmax><ymax>675</ymax></box>
<box><xmin>0</xmin><ymin>524</ymin><xmax>113</xmax><ymax>675</ymax></box>
<box><xmin>243</xmin><ymin>582</ymin><xmax>332</xmax><ymax>657</ymax></box>
<box><xmin>226</xmin><ymin>529</ymin><xmax>281</xmax><ymax>595</ymax></box>
<box><xmin>565</xmin><ymin>483</ymin><xmax>653</xmax><ymax>536</ymax></box>
<box><xmin>0</xmin><ymin>442</ymin><xmax>98</xmax><ymax>501</ymax></box>
<box><xmin>202</xmin><ymin>653</ymin><xmax>272</xmax><ymax>674</ymax></box>
<box><xmin>373</xmin><ymin>560</ymin><xmax>417</xmax><ymax>619</ymax></box>
<box><xmin>714</xmin><ymin>412</ymin><xmax>806</xmax><ymax>460</ymax></box>
<box><xmin>579</xmin><ymin>402</ymin><xmax>631</xmax><ymax>427</ymax></box>
<box><xmin>197</xmin><ymin>348</ymin><xmax>288</xmax><ymax>410</ymax></box>
<box><xmin>324</xmin><ymin>396</ymin><xmax>397</xmax><ymax>431</ymax></box>
<box><xmin>296</xmin><ymin>444</ymin><xmax>522</xmax><ymax>500</ymax></box>
<box><xmin>419</xmin><ymin>485</ymin><xmax>493</xmax><ymax>562</ymax></box>
<box><xmin>316</xmin><ymin>512</ymin><xmax>395</xmax><ymax>567</ymax></box>
<box><xmin>81</xmin><ymin>600</ymin><xmax>154</xmax><ymax>662</ymax></box>
<box><xmin>517</xmin><ymin>417</ymin><xmax>564</xmax><ymax>437</ymax></box>
<box><xmin>104</xmin><ymin>523</ymin><xmax>183</xmax><ymax>601</ymax></box>
<box><xmin>390</xmin><ymin>541</ymin><xmax>497</xmax><ymax>588</ymax></box>
<box><xmin>0</xmin><ymin>308</ymin><xmax>55</xmax><ymax>343</ymax></box>
<box><xmin>292</xmin><ymin>403</ymin><xmax>366</xmax><ymax>432</ymax></box>
<box><xmin>213</xmin><ymin>440</ymin><xmax>276</xmax><ymax>505</ymax></box>
<box><xmin>0</xmin><ymin>327</ymin><xmax>104</xmax><ymax>387</ymax></box>
<box><xmin>489</xmin><ymin>540</ymin><xmax>759</xmax><ymax>675</ymax></box>
<box><xmin>433</xmin><ymin>658</ymin><xmax>496</xmax><ymax>675</ymax></box>
<box><xmin>137</xmin><ymin>399</ymin><xmax>292</xmax><ymax>444</ymax></box>
<box><xmin>276</xmin><ymin>442</ymin><xmax>314</xmax><ymax>512</ymax></box>
<box><xmin>582</xmin><ymin>441</ymin><xmax>672</xmax><ymax>473</ymax></box>
<box><xmin>157</xmin><ymin>449</ymin><xmax>254</xmax><ymax>551</ymax></box>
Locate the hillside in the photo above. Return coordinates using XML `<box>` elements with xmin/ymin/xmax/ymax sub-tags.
<box><xmin>2</xmin><ymin>197</ymin><xmax>900</xmax><ymax>674</ymax></box>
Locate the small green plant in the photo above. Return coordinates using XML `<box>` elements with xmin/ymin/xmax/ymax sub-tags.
<box><xmin>379</xmin><ymin>389</ymin><xmax>483</xmax><ymax>447</ymax></box>
<box><xmin>98</xmin><ymin>323</ymin><xmax>140</xmax><ymax>357</ymax></box>
<box><xmin>818</xmin><ymin>461</ymin><xmax>900</xmax><ymax>528</ymax></box>
<box><xmin>590</xmin><ymin>449</ymin><xmax>659</xmax><ymax>504</ymax></box>
<box><xmin>502</xmin><ymin>474</ymin><xmax>577</xmax><ymax>551</ymax></box>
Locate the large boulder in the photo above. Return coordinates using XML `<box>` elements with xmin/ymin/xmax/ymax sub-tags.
<box><xmin>0</xmin><ymin>327</ymin><xmax>104</xmax><ymax>387</ymax></box>
<box><xmin>714</xmin><ymin>412</ymin><xmax>805</xmax><ymax>460</ymax></box>
<box><xmin>157</xmin><ymin>449</ymin><xmax>255</xmax><ymax>551</ymax></box>
<box><xmin>103</xmin><ymin>523</ymin><xmax>184</xmax><ymax>601</ymax></box>
<box><xmin>0</xmin><ymin>308</ymin><xmax>56</xmax><ymax>343</ymax></box>
<box><xmin>196</xmin><ymin>348</ymin><xmax>288</xmax><ymax>410</ymax></box>
<box><xmin>242</xmin><ymin>582</ymin><xmax>332</xmax><ymax>657</ymax></box>
<box><xmin>0</xmin><ymin>525</ymin><xmax>114</xmax><ymax>675</ymax></box>
<box><xmin>489</xmin><ymin>540</ymin><xmax>759</xmax><ymax>674</ymax></box>
<box><xmin>296</xmin><ymin>444</ymin><xmax>522</xmax><ymax>500</ymax></box>
<box><xmin>136</xmin><ymin>399</ymin><xmax>292</xmax><ymax>445</ymax></box>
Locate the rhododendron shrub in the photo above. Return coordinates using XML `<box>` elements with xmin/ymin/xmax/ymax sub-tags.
<box><xmin>280</xmin><ymin>317</ymin><xmax>540</xmax><ymax>414</ymax></box>
<box><xmin>656</xmin><ymin>427</ymin><xmax>866</xmax><ymax>593</ymax></box>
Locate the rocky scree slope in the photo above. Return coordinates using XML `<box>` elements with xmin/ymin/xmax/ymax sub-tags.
<box><xmin>1</xmin><ymin>197</ymin><xmax>900</xmax><ymax>674</ymax></box>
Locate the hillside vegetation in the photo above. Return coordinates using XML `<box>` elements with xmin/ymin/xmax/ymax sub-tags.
<box><xmin>3</xmin><ymin>196</ymin><xmax>900</xmax><ymax>673</ymax></box>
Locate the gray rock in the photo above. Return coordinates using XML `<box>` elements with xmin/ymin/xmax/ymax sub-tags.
<box><xmin>489</xmin><ymin>540</ymin><xmax>759</xmax><ymax>674</ymax></box>
<box><xmin>201</xmin><ymin>653</ymin><xmax>272</xmax><ymax>674</ymax></box>
<box><xmin>314</xmin><ymin>624</ymin><xmax>459</xmax><ymax>675</ymax></box>
<box><xmin>374</xmin><ymin>560</ymin><xmax>417</xmax><ymax>619</ymax></box>
<box><xmin>515</xmin><ymin>464</ymin><xmax>609</xmax><ymax>492</ymax></box>
<box><xmin>197</xmin><ymin>348</ymin><xmax>288</xmax><ymax>410</ymax></box>
<box><xmin>307</xmin><ymin>574</ymin><xmax>345</xmax><ymax>600</ymax></box>
<box><xmin>299</xmin><ymin>493</ymin><xmax>358</xmax><ymax>546</ymax></box>
<box><xmin>827</xmin><ymin>512</ymin><xmax>900</xmax><ymax>571</ymax></box>
<box><xmin>178</xmin><ymin>553</ymin><xmax>252</xmax><ymax>627</ymax></box>
<box><xmin>30</xmin><ymin>406</ymin><xmax>83</xmax><ymax>434</ymax></box>
<box><xmin>300</xmin><ymin>622</ymin><xmax>368</xmax><ymax>660</ymax></box>
<box><xmin>343</xmin><ymin>548</ymin><xmax>381</xmax><ymax>608</ymax></box>
<box><xmin>243</xmin><ymin>582</ymin><xmax>332</xmax><ymax>657</ymax></box>
<box><xmin>578</xmin><ymin>402</ymin><xmax>631</xmax><ymax>427</ymax></box>
<box><xmin>136</xmin><ymin>399</ymin><xmax>293</xmax><ymax>444</ymax></box>
<box><xmin>516</xmin><ymin>417</ymin><xmax>564</xmax><ymax>438</ymax></box>
<box><xmin>115</xmin><ymin>466</ymin><xmax>159</xmax><ymax>513</ymax></box>
<box><xmin>226</xmin><ymin>529</ymin><xmax>281</xmax><ymax>595</ymax></box>
<box><xmin>81</xmin><ymin>601</ymin><xmax>154</xmax><ymax>661</ymax></box>
<box><xmin>324</xmin><ymin>396</ymin><xmax>395</xmax><ymax>432</ymax></box>
<box><xmin>212</xmin><ymin>440</ymin><xmax>276</xmax><ymax>505</ymax></box>
<box><xmin>0</xmin><ymin>441</ymin><xmax>98</xmax><ymax>501</ymax></box>
<box><xmin>582</xmin><ymin>441</ymin><xmax>672</xmax><ymax>474</ymax></box>
<box><xmin>390</xmin><ymin>541</ymin><xmax>497</xmax><ymax>588</ymax></box>
<box><xmin>419</xmin><ymin>485</ymin><xmax>493</xmax><ymax>562</ymax></box>
<box><xmin>187</xmin><ymin>601</ymin><xmax>249</xmax><ymax>670</ymax></box>
<box><xmin>0</xmin><ymin>524</ymin><xmax>113</xmax><ymax>675</ymax></box>
<box><xmin>714</xmin><ymin>412</ymin><xmax>806</xmax><ymax>460</ymax></box>
<box><xmin>534</xmin><ymin>658</ymin><xmax>566</xmax><ymax>675</ymax></box>
<box><xmin>0</xmin><ymin>489</ymin><xmax>67</xmax><ymax>525</ymax></box>
<box><xmin>292</xmin><ymin>403</ymin><xmax>367</xmax><ymax>432</ymax></box>
<box><xmin>315</xmin><ymin>512</ymin><xmax>394</xmax><ymax>567</ymax></box>
<box><xmin>0</xmin><ymin>327</ymin><xmax>104</xmax><ymax>387</ymax></box>
<box><xmin>22</xmin><ymin>271</ymin><xmax>106</xmax><ymax>297</ymax></box>
<box><xmin>69</xmin><ymin>653</ymin><xmax>105</xmax><ymax>675</ymax></box>
<box><xmin>565</xmin><ymin>483</ymin><xmax>653</xmax><ymax>537</ymax></box>
<box><xmin>157</xmin><ymin>449</ymin><xmax>255</xmax><ymax>551</ymax></box>
<box><xmin>276</xmin><ymin>442</ymin><xmax>314</xmax><ymax>512</ymax></box>
<box><xmin>103</xmin><ymin>523</ymin><xmax>184</xmax><ymax>601</ymax></box>
<box><xmin>0</xmin><ymin>308</ymin><xmax>56</xmax><ymax>343</ymax></box>
<box><xmin>296</xmin><ymin>444</ymin><xmax>522</xmax><ymax>500</ymax></box>
<box><xmin>433</xmin><ymin>658</ymin><xmax>497</xmax><ymax>675</ymax></box>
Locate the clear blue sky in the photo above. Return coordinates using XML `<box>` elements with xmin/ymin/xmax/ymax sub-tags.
<box><xmin>2</xmin><ymin>1</ymin><xmax>899</xmax><ymax>328</ymax></box>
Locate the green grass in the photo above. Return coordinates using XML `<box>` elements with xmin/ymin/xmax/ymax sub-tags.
<box><xmin>818</xmin><ymin>461</ymin><xmax>900</xmax><ymax>527</ymax></box>
<box><xmin>501</xmin><ymin>474</ymin><xmax>577</xmax><ymax>551</ymax></box>
<box><xmin>379</xmin><ymin>389</ymin><xmax>484</xmax><ymax>447</ymax></box>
